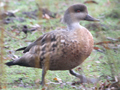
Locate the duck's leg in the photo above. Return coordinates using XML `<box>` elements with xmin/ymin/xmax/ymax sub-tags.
<box><xmin>69</xmin><ymin>69</ymin><xmax>79</xmax><ymax>77</ymax></box>
<box><xmin>69</xmin><ymin>69</ymin><xmax>91</xmax><ymax>83</ymax></box>
<box><xmin>40</xmin><ymin>58</ymin><xmax>50</xmax><ymax>86</ymax></box>
<box><xmin>40</xmin><ymin>66</ymin><xmax>48</xmax><ymax>86</ymax></box>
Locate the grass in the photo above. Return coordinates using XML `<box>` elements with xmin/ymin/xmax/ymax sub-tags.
<box><xmin>1</xmin><ymin>0</ymin><xmax>120</xmax><ymax>89</ymax></box>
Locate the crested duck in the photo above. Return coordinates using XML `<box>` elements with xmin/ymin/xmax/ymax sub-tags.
<box><xmin>6</xmin><ymin>4</ymin><xmax>99</xmax><ymax>86</ymax></box>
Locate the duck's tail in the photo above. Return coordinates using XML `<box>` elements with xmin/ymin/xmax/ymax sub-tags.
<box><xmin>5</xmin><ymin>61</ymin><xmax>15</xmax><ymax>66</ymax></box>
<box><xmin>16</xmin><ymin>46</ymin><xmax>27</xmax><ymax>52</ymax></box>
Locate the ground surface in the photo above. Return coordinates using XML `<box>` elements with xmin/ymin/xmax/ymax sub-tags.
<box><xmin>0</xmin><ymin>0</ymin><xmax>120</xmax><ymax>89</ymax></box>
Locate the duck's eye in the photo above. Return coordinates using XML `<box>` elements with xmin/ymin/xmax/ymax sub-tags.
<box><xmin>77</xmin><ymin>10</ymin><xmax>81</xmax><ymax>12</ymax></box>
<box><xmin>75</xmin><ymin>9</ymin><xmax>84</xmax><ymax>13</ymax></box>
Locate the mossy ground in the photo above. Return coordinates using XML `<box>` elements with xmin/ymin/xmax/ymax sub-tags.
<box><xmin>1</xmin><ymin>0</ymin><xmax>120</xmax><ymax>89</ymax></box>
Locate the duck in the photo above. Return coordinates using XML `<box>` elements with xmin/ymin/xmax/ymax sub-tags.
<box><xmin>5</xmin><ymin>3</ymin><xmax>99</xmax><ymax>86</ymax></box>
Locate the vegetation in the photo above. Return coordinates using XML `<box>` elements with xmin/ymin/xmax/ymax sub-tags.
<box><xmin>0</xmin><ymin>0</ymin><xmax>120</xmax><ymax>89</ymax></box>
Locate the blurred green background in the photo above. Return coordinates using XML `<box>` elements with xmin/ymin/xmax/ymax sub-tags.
<box><xmin>0</xmin><ymin>0</ymin><xmax>120</xmax><ymax>89</ymax></box>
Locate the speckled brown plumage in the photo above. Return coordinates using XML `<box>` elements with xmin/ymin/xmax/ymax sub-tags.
<box><xmin>13</xmin><ymin>28</ymin><xmax>93</xmax><ymax>70</ymax></box>
<box><xmin>6</xmin><ymin>3</ymin><xmax>99</xmax><ymax>86</ymax></box>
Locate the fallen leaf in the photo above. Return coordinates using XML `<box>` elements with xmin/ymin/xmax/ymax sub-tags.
<box><xmin>107</xmin><ymin>37</ymin><xmax>118</xmax><ymax>41</ymax></box>
<box><xmin>75</xmin><ymin>67</ymin><xmax>82</xmax><ymax>71</ymax></box>
<box><xmin>2</xmin><ymin>86</ymin><xmax>6</xmax><ymax>89</ymax></box>
<box><xmin>42</xmin><ymin>88</ymin><xmax>45</xmax><ymax>90</ymax></box>
<box><xmin>9</xmin><ymin>9</ymin><xmax>20</xmax><ymax>13</ymax></box>
<box><xmin>0</xmin><ymin>2</ymin><xmax>5</xmax><ymax>7</ymax></box>
<box><xmin>95</xmin><ymin>61</ymin><xmax>100</xmax><ymax>63</ymax></box>
<box><xmin>25</xmin><ymin>75</ymin><xmax>29</xmax><ymax>77</ymax></box>
<box><xmin>53</xmin><ymin>77</ymin><xmax>62</xmax><ymax>83</ymax></box>
<box><xmin>43</xmin><ymin>14</ymin><xmax>50</xmax><ymax>20</ymax></box>
<box><xmin>95</xmin><ymin>41</ymin><xmax>111</xmax><ymax>45</ymax></box>
<box><xmin>41</xmin><ymin>8</ymin><xmax>57</xmax><ymax>18</ymax></box>
<box><xmin>84</xmin><ymin>0</ymin><xmax>98</xmax><ymax>4</ymax></box>
<box><xmin>93</xmin><ymin>47</ymin><xmax>100</xmax><ymax>50</ymax></box>
<box><xmin>117</xmin><ymin>21</ymin><xmax>120</xmax><ymax>24</ymax></box>
<box><xmin>93</xmin><ymin>46</ymin><xmax>104</xmax><ymax>53</ymax></box>
<box><xmin>102</xmin><ymin>45</ymin><xmax>110</xmax><ymax>50</ymax></box>
<box><xmin>35</xmin><ymin>79</ymin><xmax>40</xmax><ymax>83</ymax></box>
<box><xmin>13</xmin><ymin>86</ymin><xmax>18</xmax><ymax>88</ymax></box>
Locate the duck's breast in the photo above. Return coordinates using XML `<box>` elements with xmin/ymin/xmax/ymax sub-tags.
<box><xmin>49</xmin><ymin>28</ymin><xmax>93</xmax><ymax>70</ymax></box>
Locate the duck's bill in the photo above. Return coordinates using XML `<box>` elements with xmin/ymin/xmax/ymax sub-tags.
<box><xmin>84</xmin><ymin>14</ymin><xmax>99</xmax><ymax>21</ymax></box>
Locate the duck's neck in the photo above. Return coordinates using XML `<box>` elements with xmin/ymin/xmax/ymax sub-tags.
<box><xmin>67</xmin><ymin>22</ymin><xmax>82</xmax><ymax>31</ymax></box>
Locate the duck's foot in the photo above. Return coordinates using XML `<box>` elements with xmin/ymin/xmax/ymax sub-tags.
<box><xmin>40</xmin><ymin>81</ymin><xmax>44</xmax><ymax>86</ymax></box>
<box><xmin>69</xmin><ymin>70</ymin><xmax>99</xmax><ymax>84</ymax></box>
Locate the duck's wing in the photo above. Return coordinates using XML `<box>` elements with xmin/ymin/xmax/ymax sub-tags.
<box><xmin>16</xmin><ymin>34</ymin><xmax>46</xmax><ymax>53</ymax></box>
<box><xmin>15</xmin><ymin>29</ymin><xmax>61</xmax><ymax>53</ymax></box>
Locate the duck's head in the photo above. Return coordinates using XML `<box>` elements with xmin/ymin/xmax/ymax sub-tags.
<box><xmin>63</xmin><ymin>4</ymin><xmax>99</xmax><ymax>26</ymax></box>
